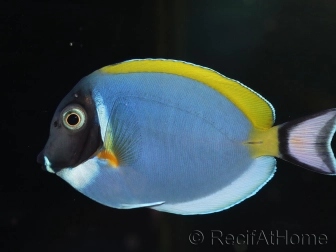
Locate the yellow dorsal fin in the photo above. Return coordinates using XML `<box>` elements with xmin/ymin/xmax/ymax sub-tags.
<box><xmin>100</xmin><ymin>59</ymin><xmax>275</xmax><ymax>130</ymax></box>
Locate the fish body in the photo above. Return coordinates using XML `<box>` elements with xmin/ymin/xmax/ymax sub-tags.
<box><xmin>37</xmin><ymin>59</ymin><xmax>336</xmax><ymax>215</ymax></box>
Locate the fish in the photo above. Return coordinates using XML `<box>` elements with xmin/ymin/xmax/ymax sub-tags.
<box><xmin>37</xmin><ymin>59</ymin><xmax>336</xmax><ymax>215</ymax></box>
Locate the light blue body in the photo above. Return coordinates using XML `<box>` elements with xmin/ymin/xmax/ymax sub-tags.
<box><xmin>60</xmin><ymin>71</ymin><xmax>260</xmax><ymax>210</ymax></box>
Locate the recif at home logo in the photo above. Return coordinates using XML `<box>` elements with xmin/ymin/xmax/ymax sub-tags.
<box><xmin>188</xmin><ymin>230</ymin><xmax>328</xmax><ymax>246</ymax></box>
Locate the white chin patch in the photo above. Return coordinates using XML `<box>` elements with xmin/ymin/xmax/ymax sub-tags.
<box><xmin>44</xmin><ymin>156</ymin><xmax>55</xmax><ymax>174</ymax></box>
<box><xmin>56</xmin><ymin>158</ymin><xmax>100</xmax><ymax>190</ymax></box>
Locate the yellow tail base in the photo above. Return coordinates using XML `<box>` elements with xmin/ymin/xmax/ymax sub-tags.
<box><xmin>244</xmin><ymin>126</ymin><xmax>280</xmax><ymax>158</ymax></box>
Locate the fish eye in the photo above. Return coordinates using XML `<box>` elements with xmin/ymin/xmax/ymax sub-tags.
<box><xmin>66</xmin><ymin>113</ymin><xmax>80</xmax><ymax>126</ymax></box>
<box><xmin>62</xmin><ymin>107</ymin><xmax>86</xmax><ymax>130</ymax></box>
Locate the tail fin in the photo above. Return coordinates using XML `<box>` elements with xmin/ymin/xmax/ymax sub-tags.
<box><xmin>278</xmin><ymin>109</ymin><xmax>336</xmax><ymax>175</ymax></box>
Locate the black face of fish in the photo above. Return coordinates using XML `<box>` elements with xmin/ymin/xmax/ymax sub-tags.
<box><xmin>37</xmin><ymin>84</ymin><xmax>102</xmax><ymax>173</ymax></box>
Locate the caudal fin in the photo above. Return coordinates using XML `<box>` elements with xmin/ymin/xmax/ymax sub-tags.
<box><xmin>278</xmin><ymin>109</ymin><xmax>336</xmax><ymax>175</ymax></box>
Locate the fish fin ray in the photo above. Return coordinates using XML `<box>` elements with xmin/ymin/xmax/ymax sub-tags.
<box><xmin>278</xmin><ymin>108</ymin><xmax>336</xmax><ymax>175</ymax></box>
<box><xmin>102</xmin><ymin>99</ymin><xmax>141</xmax><ymax>167</ymax></box>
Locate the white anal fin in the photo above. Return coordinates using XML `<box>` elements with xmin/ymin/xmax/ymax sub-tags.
<box><xmin>120</xmin><ymin>201</ymin><xmax>165</xmax><ymax>209</ymax></box>
<box><xmin>151</xmin><ymin>157</ymin><xmax>276</xmax><ymax>215</ymax></box>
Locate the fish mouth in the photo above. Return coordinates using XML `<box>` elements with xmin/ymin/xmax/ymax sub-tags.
<box><xmin>37</xmin><ymin>151</ymin><xmax>55</xmax><ymax>174</ymax></box>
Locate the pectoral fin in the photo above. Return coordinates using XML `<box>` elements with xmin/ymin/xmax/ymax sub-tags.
<box><xmin>97</xmin><ymin>100</ymin><xmax>141</xmax><ymax>168</ymax></box>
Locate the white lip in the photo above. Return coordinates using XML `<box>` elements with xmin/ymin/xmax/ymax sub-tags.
<box><xmin>44</xmin><ymin>156</ymin><xmax>55</xmax><ymax>174</ymax></box>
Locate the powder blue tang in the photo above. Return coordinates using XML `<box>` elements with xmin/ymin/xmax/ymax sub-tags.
<box><xmin>37</xmin><ymin>59</ymin><xmax>336</xmax><ymax>215</ymax></box>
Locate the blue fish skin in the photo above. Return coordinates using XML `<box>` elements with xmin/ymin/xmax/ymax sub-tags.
<box><xmin>92</xmin><ymin>73</ymin><xmax>250</xmax><ymax>198</ymax></box>
<box><xmin>38</xmin><ymin>59</ymin><xmax>336</xmax><ymax>215</ymax></box>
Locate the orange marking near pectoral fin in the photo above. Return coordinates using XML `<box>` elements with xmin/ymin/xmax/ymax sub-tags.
<box><xmin>97</xmin><ymin>150</ymin><xmax>119</xmax><ymax>168</ymax></box>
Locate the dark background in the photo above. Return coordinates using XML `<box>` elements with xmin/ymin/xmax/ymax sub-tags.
<box><xmin>1</xmin><ymin>1</ymin><xmax>335</xmax><ymax>251</ymax></box>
